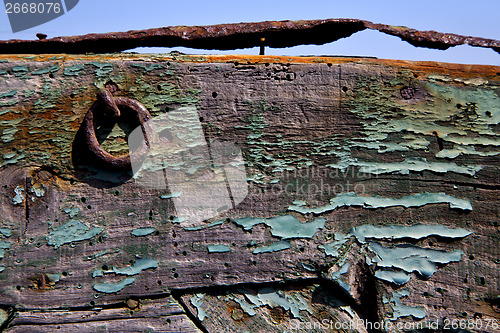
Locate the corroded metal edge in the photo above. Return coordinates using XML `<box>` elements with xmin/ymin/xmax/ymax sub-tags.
<box><xmin>0</xmin><ymin>18</ymin><xmax>499</xmax><ymax>54</ymax></box>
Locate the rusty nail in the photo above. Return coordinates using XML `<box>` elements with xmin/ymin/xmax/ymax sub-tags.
<box><xmin>126</xmin><ymin>298</ymin><xmax>140</xmax><ymax>309</ymax></box>
<box><xmin>260</xmin><ymin>37</ymin><xmax>266</xmax><ymax>55</ymax></box>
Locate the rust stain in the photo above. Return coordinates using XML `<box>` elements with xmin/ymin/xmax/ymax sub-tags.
<box><xmin>0</xmin><ymin>54</ymin><xmax>498</xmax><ymax>80</ymax></box>
<box><xmin>0</xmin><ymin>18</ymin><xmax>498</xmax><ymax>54</ymax></box>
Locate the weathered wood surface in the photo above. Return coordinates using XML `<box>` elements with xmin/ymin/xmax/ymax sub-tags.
<box><xmin>0</xmin><ymin>54</ymin><xmax>498</xmax><ymax>332</ymax></box>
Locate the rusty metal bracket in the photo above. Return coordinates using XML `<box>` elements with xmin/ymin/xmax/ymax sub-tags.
<box><xmin>82</xmin><ymin>90</ymin><xmax>153</xmax><ymax>169</ymax></box>
<box><xmin>0</xmin><ymin>18</ymin><xmax>498</xmax><ymax>54</ymax></box>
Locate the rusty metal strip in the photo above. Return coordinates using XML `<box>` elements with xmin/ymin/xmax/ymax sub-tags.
<box><xmin>0</xmin><ymin>18</ymin><xmax>498</xmax><ymax>54</ymax></box>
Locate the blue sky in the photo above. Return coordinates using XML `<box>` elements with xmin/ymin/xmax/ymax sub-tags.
<box><xmin>1</xmin><ymin>0</ymin><xmax>499</xmax><ymax>65</ymax></box>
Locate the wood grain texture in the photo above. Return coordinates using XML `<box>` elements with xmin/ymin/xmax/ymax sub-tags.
<box><xmin>0</xmin><ymin>54</ymin><xmax>498</xmax><ymax>332</ymax></box>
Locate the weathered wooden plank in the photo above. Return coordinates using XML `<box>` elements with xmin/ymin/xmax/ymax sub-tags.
<box><xmin>6</xmin><ymin>316</ymin><xmax>200</xmax><ymax>333</ymax></box>
<box><xmin>182</xmin><ymin>283</ymin><xmax>370</xmax><ymax>333</ymax></box>
<box><xmin>6</xmin><ymin>297</ymin><xmax>200</xmax><ymax>332</ymax></box>
<box><xmin>0</xmin><ymin>54</ymin><xmax>498</xmax><ymax>332</ymax></box>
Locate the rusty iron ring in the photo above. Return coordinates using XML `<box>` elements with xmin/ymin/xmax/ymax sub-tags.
<box><xmin>82</xmin><ymin>93</ymin><xmax>154</xmax><ymax>169</ymax></box>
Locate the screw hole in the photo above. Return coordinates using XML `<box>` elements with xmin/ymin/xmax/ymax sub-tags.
<box><xmin>212</xmin><ymin>92</ymin><xmax>218</xmax><ymax>98</ymax></box>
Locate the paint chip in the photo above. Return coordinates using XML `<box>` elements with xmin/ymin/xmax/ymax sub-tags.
<box><xmin>46</xmin><ymin>220</ymin><xmax>104</xmax><ymax>249</ymax></box>
<box><xmin>93</xmin><ymin>276</ymin><xmax>136</xmax><ymax>293</ymax></box>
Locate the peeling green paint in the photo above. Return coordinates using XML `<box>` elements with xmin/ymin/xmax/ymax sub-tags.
<box><xmin>131</xmin><ymin>227</ymin><xmax>156</xmax><ymax>236</ymax></box>
<box><xmin>0</xmin><ymin>241</ymin><xmax>11</xmax><ymax>249</ymax></box>
<box><xmin>0</xmin><ymin>118</ymin><xmax>23</xmax><ymax>126</ymax></box>
<box><xmin>268</xmin><ymin>216</ymin><xmax>326</xmax><ymax>239</ymax></box>
<box><xmin>184</xmin><ymin>220</ymin><xmax>223</xmax><ymax>231</ymax></box>
<box><xmin>90</xmin><ymin>62</ymin><xmax>113</xmax><ymax>77</ymax></box>
<box><xmin>375</xmin><ymin>270</ymin><xmax>410</xmax><ymax>285</ymax></box>
<box><xmin>345</xmin><ymin>76</ymin><xmax>500</xmax><ymax>154</ymax></box>
<box><xmin>234</xmin><ymin>215</ymin><xmax>326</xmax><ymax>239</ymax></box>
<box><xmin>0</xmin><ymin>109</ymin><xmax>14</xmax><ymax>116</ymax></box>
<box><xmin>12</xmin><ymin>185</ymin><xmax>24</xmax><ymax>205</ymax></box>
<box><xmin>436</xmin><ymin>145</ymin><xmax>500</xmax><ymax>159</ymax></box>
<box><xmin>171</xmin><ymin>216</ymin><xmax>186</xmax><ymax>224</ymax></box>
<box><xmin>0</xmin><ymin>151</ymin><xmax>24</xmax><ymax>168</ymax></box>
<box><xmin>62</xmin><ymin>206</ymin><xmax>80</xmax><ymax>218</ymax></box>
<box><xmin>322</xmin><ymin>224</ymin><xmax>471</xmax><ymax>290</ymax></box>
<box><xmin>357</xmin><ymin>157</ymin><xmax>481</xmax><ymax>176</ymax></box>
<box><xmin>386</xmin><ymin>289</ymin><xmax>426</xmax><ymax>321</ymax></box>
<box><xmin>0</xmin><ymin>227</ymin><xmax>11</xmax><ymax>237</ymax></box>
<box><xmin>131</xmin><ymin>63</ymin><xmax>166</xmax><ymax>72</ymax></box>
<box><xmin>289</xmin><ymin>192</ymin><xmax>472</xmax><ymax>214</ymax></box>
<box><xmin>225</xmin><ymin>294</ymin><xmax>257</xmax><ymax>316</ymax></box>
<box><xmin>85</xmin><ymin>249</ymin><xmax>119</xmax><ymax>261</ymax></box>
<box><xmin>0</xmin><ymin>240</ymin><xmax>11</xmax><ymax>259</ymax></box>
<box><xmin>352</xmin><ymin>224</ymin><xmax>471</xmax><ymax>243</ymax></box>
<box><xmin>190</xmin><ymin>294</ymin><xmax>207</xmax><ymax>321</ymax></box>
<box><xmin>31</xmin><ymin>183</ymin><xmax>45</xmax><ymax>197</ymax></box>
<box><xmin>46</xmin><ymin>273</ymin><xmax>62</xmax><ymax>283</ymax></box>
<box><xmin>32</xmin><ymin>65</ymin><xmax>59</xmax><ymax>75</ymax></box>
<box><xmin>207</xmin><ymin>244</ymin><xmax>231</xmax><ymax>253</ymax></box>
<box><xmin>92</xmin><ymin>268</ymin><xmax>104</xmax><ymax>278</ymax></box>
<box><xmin>12</xmin><ymin>65</ymin><xmax>28</xmax><ymax>77</ymax></box>
<box><xmin>0</xmin><ymin>90</ymin><xmax>17</xmax><ymax>98</ymax></box>
<box><xmin>63</xmin><ymin>64</ymin><xmax>85</xmax><ymax>76</ymax></box>
<box><xmin>160</xmin><ymin>192</ymin><xmax>182</xmax><ymax>199</ymax></box>
<box><xmin>93</xmin><ymin>276</ymin><xmax>136</xmax><ymax>293</ymax></box>
<box><xmin>112</xmin><ymin>257</ymin><xmax>159</xmax><ymax>275</ymax></box>
<box><xmin>252</xmin><ymin>240</ymin><xmax>291</xmax><ymax>254</ymax></box>
<box><xmin>1</xmin><ymin>127</ymin><xmax>18</xmax><ymax>143</ymax></box>
<box><xmin>369</xmin><ymin>242</ymin><xmax>464</xmax><ymax>280</ymax></box>
<box><xmin>46</xmin><ymin>220</ymin><xmax>104</xmax><ymax>249</ymax></box>
<box><xmin>329</xmin><ymin>262</ymin><xmax>351</xmax><ymax>292</ymax></box>
<box><xmin>243</xmin><ymin>287</ymin><xmax>314</xmax><ymax>320</ymax></box>
<box><xmin>320</xmin><ymin>233</ymin><xmax>349</xmax><ymax>257</ymax></box>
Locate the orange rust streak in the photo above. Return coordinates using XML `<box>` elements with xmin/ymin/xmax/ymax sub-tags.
<box><xmin>0</xmin><ymin>54</ymin><xmax>498</xmax><ymax>80</ymax></box>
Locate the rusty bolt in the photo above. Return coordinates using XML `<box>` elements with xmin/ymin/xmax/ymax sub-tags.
<box><xmin>231</xmin><ymin>308</ymin><xmax>244</xmax><ymax>321</ymax></box>
<box><xmin>400</xmin><ymin>86</ymin><xmax>415</xmax><ymax>100</ymax></box>
<box><xmin>269</xmin><ymin>306</ymin><xmax>285</xmax><ymax>323</ymax></box>
<box><xmin>126</xmin><ymin>298</ymin><xmax>140</xmax><ymax>309</ymax></box>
